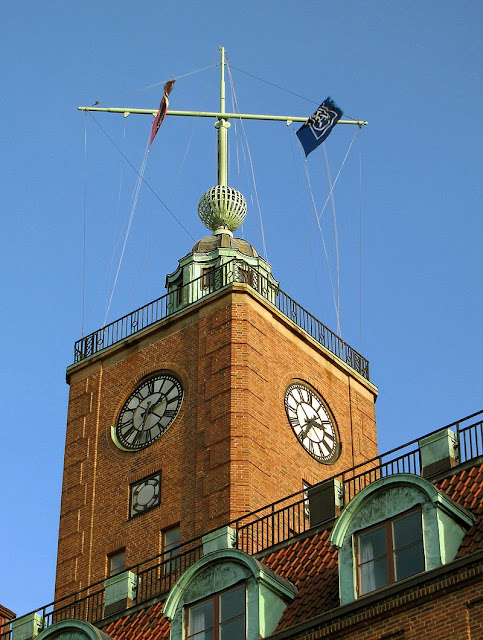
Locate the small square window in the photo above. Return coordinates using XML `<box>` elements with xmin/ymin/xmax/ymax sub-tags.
<box><xmin>356</xmin><ymin>508</ymin><xmax>424</xmax><ymax>596</ymax></box>
<box><xmin>108</xmin><ymin>549</ymin><xmax>125</xmax><ymax>577</ymax></box>
<box><xmin>163</xmin><ymin>526</ymin><xmax>181</xmax><ymax>574</ymax></box>
<box><xmin>130</xmin><ymin>472</ymin><xmax>161</xmax><ymax>518</ymax></box>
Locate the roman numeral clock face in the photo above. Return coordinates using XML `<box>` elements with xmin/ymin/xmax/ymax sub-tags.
<box><xmin>113</xmin><ymin>374</ymin><xmax>183</xmax><ymax>451</ymax></box>
<box><xmin>284</xmin><ymin>383</ymin><xmax>340</xmax><ymax>464</ymax></box>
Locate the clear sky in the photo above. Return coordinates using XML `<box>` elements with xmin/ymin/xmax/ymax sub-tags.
<box><xmin>1</xmin><ymin>0</ymin><xmax>481</xmax><ymax>618</ymax></box>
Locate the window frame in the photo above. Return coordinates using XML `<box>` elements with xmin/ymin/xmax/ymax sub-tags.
<box><xmin>185</xmin><ymin>582</ymin><xmax>246</xmax><ymax>640</ymax></box>
<box><xmin>355</xmin><ymin>507</ymin><xmax>424</xmax><ymax>596</ymax></box>
<box><xmin>107</xmin><ymin>549</ymin><xmax>126</xmax><ymax>577</ymax></box>
<box><xmin>163</xmin><ymin>525</ymin><xmax>181</xmax><ymax>575</ymax></box>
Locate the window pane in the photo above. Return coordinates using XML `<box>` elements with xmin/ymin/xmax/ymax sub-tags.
<box><xmin>395</xmin><ymin>543</ymin><xmax>425</xmax><ymax>580</ymax></box>
<box><xmin>109</xmin><ymin>551</ymin><xmax>125</xmax><ymax>576</ymax></box>
<box><xmin>163</xmin><ymin>526</ymin><xmax>180</xmax><ymax>574</ymax></box>
<box><xmin>220</xmin><ymin>616</ymin><xmax>245</xmax><ymax>640</ymax></box>
<box><xmin>164</xmin><ymin>527</ymin><xmax>180</xmax><ymax>550</ymax></box>
<box><xmin>220</xmin><ymin>585</ymin><xmax>245</xmax><ymax>622</ymax></box>
<box><xmin>358</xmin><ymin>524</ymin><xmax>386</xmax><ymax>562</ymax></box>
<box><xmin>393</xmin><ymin>511</ymin><xmax>421</xmax><ymax>549</ymax></box>
<box><xmin>359</xmin><ymin>557</ymin><xmax>389</xmax><ymax>595</ymax></box>
<box><xmin>189</xmin><ymin>600</ymin><xmax>213</xmax><ymax>636</ymax></box>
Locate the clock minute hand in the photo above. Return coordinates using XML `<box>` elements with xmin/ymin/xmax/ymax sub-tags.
<box><xmin>140</xmin><ymin>401</ymin><xmax>154</xmax><ymax>428</ymax></box>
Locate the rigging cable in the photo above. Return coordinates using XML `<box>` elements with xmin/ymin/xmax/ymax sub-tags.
<box><xmin>86</xmin><ymin>113</ymin><xmax>196</xmax><ymax>327</ymax></box>
<box><xmin>103</xmin><ymin>137</ymin><xmax>150</xmax><ymax>327</ymax></box>
<box><xmin>227</xmin><ymin>64</ymin><xmax>362</xmax><ymax>122</ymax></box>
<box><xmin>359</xmin><ymin>133</ymin><xmax>364</xmax><ymax>351</ymax></box>
<box><xmin>89</xmin><ymin>63</ymin><xmax>218</xmax><ymax>106</ymax></box>
<box><xmin>323</xmin><ymin>144</ymin><xmax>342</xmax><ymax>336</ymax></box>
<box><xmin>226</xmin><ymin>59</ymin><xmax>268</xmax><ymax>260</ymax></box>
<box><xmin>126</xmin><ymin>73</ymin><xmax>213</xmax><ymax>310</ymax></box>
<box><xmin>87</xmin><ymin>112</ymin><xmax>195</xmax><ymax>242</ymax></box>
<box><xmin>82</xmin><ymin>113</ymin><xmax>88</xmax><ymax>337</ymax></box>
<box><xmin>287</xmin><ymin>126</ymin><xmax>361</xmax><ymax>331</ymax></box>
<box><xmin>302</xmin><ymin>151</ymin><xmax>340</xmax><ymax>334</ymax></box>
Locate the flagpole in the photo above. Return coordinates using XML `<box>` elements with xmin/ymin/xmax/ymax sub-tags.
<box><xmin>216</xmin><ymin>46</ymin><xmax>230</xmax><ymax>186</ymax></box>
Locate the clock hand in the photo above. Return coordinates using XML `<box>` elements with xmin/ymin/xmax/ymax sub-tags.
<box><xmin>149</xmin><ymin>393</ymin><xmax>166</xmax><ymax>415</ymax></box>
<box><xmin>299</xmin><ymin>418</ymin><xmax>317</xmax><ymax>440</ymax></box>
<box><xmin>139</xmin><ymin>401</ymin><xmax>153</xmax><ymax>428</ymax></box>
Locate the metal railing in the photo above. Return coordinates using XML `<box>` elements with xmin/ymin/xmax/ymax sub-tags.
<box><xmin>4</xmin><ymin>410</ymin><xmax>481</xmax><ymax>639</ymax></box>
<box><xmin>73</xmin><ymin>259</ymin><xmax>370</xmax><ymax>380</ymax></box>
<box><xmin>1</xmin><ymin>539</ymin><xmax>203</xmax><ymax>640</ymax></box>
<box><xmin>233</xmin><ymin>410</ymin><xmax>483</xmax><ymax>553</ymax></box>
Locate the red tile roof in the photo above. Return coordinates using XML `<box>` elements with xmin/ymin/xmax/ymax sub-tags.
<box><xmin>103</xmin><ymin>602</ymin><xmax>169</xmax><ymax>640</ymax></box>
<box><xmin>99</xmin><ymin>462</ymin><xmax>483</xmax><ymax>639</ymax></box>
<box><xmin>435</xmin><ymin>462</ymin><xmax>483</xmax><ymax>556</ymax></box>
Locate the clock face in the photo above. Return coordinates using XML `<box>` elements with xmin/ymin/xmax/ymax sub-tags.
<box><xmin>284</xmin><ymin>382</ymin><xmax>340</xmax><ymax>464</ymax></box>
<box><xmin>113</xmin><ymin>374</ymin><xmax>183</xmax><ymax>451</ymax></box>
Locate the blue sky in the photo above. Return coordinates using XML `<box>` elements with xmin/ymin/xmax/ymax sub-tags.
<box><xmin>1</xmin><ymin>0</ymin><xmax>481</xmax><ymax>617</ymax></box>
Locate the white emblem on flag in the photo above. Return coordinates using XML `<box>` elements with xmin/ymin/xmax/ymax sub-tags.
<box><xmin>309</xmin><ymin>104</ymin><xmax>340</xmax><ymax>140</ymax></box>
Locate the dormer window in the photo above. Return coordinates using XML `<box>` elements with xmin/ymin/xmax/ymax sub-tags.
<box><xmin>356</xmin><ymin>508</ymin><xmax>424</xmax><ymax>596</ymax></box>
<box><xmin>186</xmin><ymin>583</ymin><xmax>245</xmax><ymax>639</ymax></box>
<box><xmin>163</xmin><ymin>529</ymin><xmax>297</xmax><ymax>640</ymax></box>
<box><xmin>330</xmin><ymin>474</ymin><xmax>475</xmax><ymax>605</ymax></box>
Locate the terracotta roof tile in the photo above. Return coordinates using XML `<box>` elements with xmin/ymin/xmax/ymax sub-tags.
<box><xmin>103</xmin><ymin>601</ymin><xmax>169</xmax><ymax>640</ymax></box>
<box><xmin>260</xmin><ymin>529</ymin><xmax>339</xmax><ymax>631</ymax></box>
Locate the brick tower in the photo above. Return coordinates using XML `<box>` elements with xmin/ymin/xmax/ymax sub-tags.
<box><xmin>54</xmin><ymin>179</ymin><xmax>378</xmax><ymax>602</ymax></box>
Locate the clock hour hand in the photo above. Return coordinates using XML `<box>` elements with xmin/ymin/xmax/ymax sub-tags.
<box><xmin>299</xmin><ymin>417</ymin><xmax>318</xmax><ymax>440</ymax></box>
<box><xmin>149</xmin><ymin>393</ymin><xmax>166</xmax><ymax>415</ymax></box>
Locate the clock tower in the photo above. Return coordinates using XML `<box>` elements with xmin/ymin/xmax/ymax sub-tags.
<box><xmin>55</xmin><ymin>52</ymin><xmax>377</xmax><ymax>601</ymax></box>
<box><xmin>55</xmin><ymin>181</ymin><xmax>378</xmax><ymax>602</ymax></box>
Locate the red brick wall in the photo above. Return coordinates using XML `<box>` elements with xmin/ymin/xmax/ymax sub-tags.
<box><xmin>55</xmin><ymin>286</ymin><xmax>378</xmax><ymax>600</ymax></box>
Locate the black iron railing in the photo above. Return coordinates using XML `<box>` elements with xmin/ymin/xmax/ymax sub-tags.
<box><xmin>4</xmin><ymin>411</ymin><xmax>481</xmax><ymax>639</ymax></box>
<box><xmin>73</xmin><ymin>259</ymin><xmax>370</xmax><ymax>380</ymax></box>
<box><xmin>233</xmin><ymin>410</ymin><xmax>483</xmax><ymax>553</ymax></box>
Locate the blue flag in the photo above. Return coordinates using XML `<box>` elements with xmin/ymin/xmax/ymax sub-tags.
<box><xmin>296</xmin><ymin>97</ymin><xmax>343</xmax><ymax>157</ymax></box>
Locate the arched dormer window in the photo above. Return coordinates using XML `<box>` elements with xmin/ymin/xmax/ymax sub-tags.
<box><xmin>330</xmin><ymin>474</ymin><xmax>474</xmax><ymax>605</ymax></box>
<box><xmin>163</xmin><ymin>531</ymin><xmax>297</xmax><ymax>640</ymax></box>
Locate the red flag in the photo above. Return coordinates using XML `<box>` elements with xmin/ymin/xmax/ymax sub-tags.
<box><xmin>150</xmin><ymin>79</ymin><xmax>176</xmax><ymax>146</ymax></box>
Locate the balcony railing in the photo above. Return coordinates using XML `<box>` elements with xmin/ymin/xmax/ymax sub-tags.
<box><xmin>4</xmin><ymin>410</ymin><xmax>481</xmax><ymax>639</ymax></box>
<box><xmin>234</xmin><ymin>410</ymin><xmax>482</xmax><ymax>553</ymax></box>
<box><xmin>73</xmin><ymin>259</ymin><xmax>370</xmax><ymax>380</ymax></box>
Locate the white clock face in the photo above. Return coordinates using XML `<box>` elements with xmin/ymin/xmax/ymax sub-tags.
<box><xmin>113</xmin><ymin>374</ymin><xmax>183</xmax><ymax>451</ymax></box>
<box><xmin>284</xmin><ymin>383</ymin><xmax>340</xmax><ymax>464</ymax></box>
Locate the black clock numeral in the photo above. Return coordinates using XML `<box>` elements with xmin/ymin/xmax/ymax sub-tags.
<box><xmin>289</xmin><ymin>416</ymin><xmax>300</xmax><ymax>428</ymax></box>
<box><xmin>132</xmin><ymin>430</ymin><xmax>147</xmax><ymax>447</ymax></box>
<box><xmin>164</xmin><ymin>409</ymin><xmax>177</xmax><ymax>418</ymax></box>
<box><xmin>120</xmin><ymin>421</ymin><xmax>135</xmax><ymax>436</ymax></box>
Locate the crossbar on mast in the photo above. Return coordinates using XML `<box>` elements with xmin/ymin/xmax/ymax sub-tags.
<box><xmin>77</xmin><ymin>106</ymin><xmax>367</xmax><ymax>127</ymax></box>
